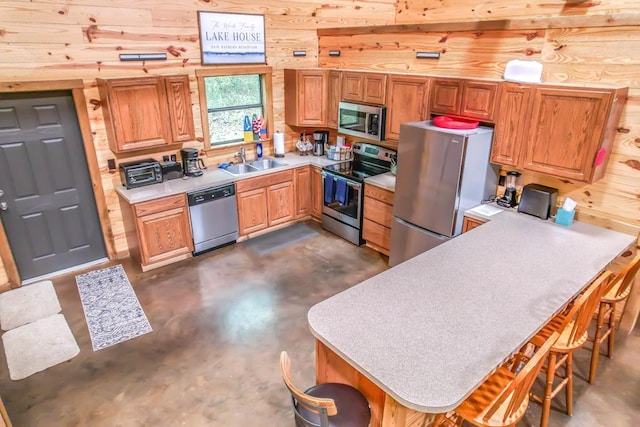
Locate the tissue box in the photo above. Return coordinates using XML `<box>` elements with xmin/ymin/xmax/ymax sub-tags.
<box><xmin>555</xmin><ymin>208</ymin><xmax>575</xmax><ymax>226</ymax></box>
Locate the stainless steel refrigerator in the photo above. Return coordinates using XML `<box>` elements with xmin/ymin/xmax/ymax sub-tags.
<box><xmin>389</xmin><ymin>121</ymin><xmax>499</xmax><ymax>266</ymax></box>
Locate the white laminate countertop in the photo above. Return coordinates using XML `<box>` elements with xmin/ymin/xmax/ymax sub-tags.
<box><xmin>364</xmin><ymin>172</ymin><xmax>396</xmax><ymax>192</ymax></box>
<box><xmin>115</xmin><ymin>153</ymin><xmax>341</xmax><ymax>204</ymax></box>
<box><xmin>307</xmin><ymin>210</ymin><xmax>635</xmax><ymax>413</ymax></box>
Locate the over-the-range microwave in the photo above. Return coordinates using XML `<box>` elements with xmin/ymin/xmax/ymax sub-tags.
<box><xmin>337</xmin><ymin>101</ymin><xmax>386</xmax><ymax>141</ymax></box>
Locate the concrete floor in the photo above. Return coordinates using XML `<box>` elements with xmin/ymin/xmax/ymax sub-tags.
<box><xmin>0</xmin><ymin>221</ymin><xmax>638</xmax><ymax>426</ymax></box>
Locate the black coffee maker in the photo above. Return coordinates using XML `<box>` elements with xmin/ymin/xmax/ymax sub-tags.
<box><xmin>313</xmin><ymin>131</ymin><xmax>329</xmax><ymax>156</ymax></box>
<box><xmin>180</xmin><ymin>148</ymin><xmax>206</xmax><ymax>177</ymax></box>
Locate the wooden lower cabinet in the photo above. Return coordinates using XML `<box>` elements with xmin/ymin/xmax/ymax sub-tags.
<box><xmin>237</xmin><ymin>188</ymin><xmax>269</xmax><ymax>235</ymax></box>
<box><xmin>363</xmin><ymin>184</ymin><xmax>395</xmax><ymax>255</ymax></box>
<box><xmin>268</xmin><ymin>181</ymin><xmax>295</xmax><ymax>226</ymax></box>
<box><xmin>236</xmin><ymin>168</ymin><xmax>310</xmax><ymax>236</ymax></box>
<box><xmin>121</xmin><ymin>194</ymin><xmax>193</xmax><ymax>271</ymax></box>
<box><xmin>311</xmin><ymin>166</ymin><xmax>323</xmax><ymax>220</ymax></box>
<box><xmin>294</xmin><ymin>166</ymin><xmax>311</xmax><ymax>218</ymax></box>
<box><xmin>462</xmin><ymin>216</ymin><xmax>486</xmax><ymax>233</ymax></box>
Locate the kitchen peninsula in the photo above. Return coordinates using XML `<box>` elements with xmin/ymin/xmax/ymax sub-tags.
<box><xmin>308</xmin><ymin>210</ymin><xmax>636</xmax><ymax>426</ymax></box>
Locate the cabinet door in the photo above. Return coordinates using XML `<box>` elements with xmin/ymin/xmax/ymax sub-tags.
<box><xmin>363</xmin><ymin>73</ymin><xmax>387</xmax><ymax>104</ymax></box>
<box><xmin>310</xmin><ymin>166</ymin><xmax>323</xmax><ymax>220</ymax></box>
<box><xmin>362</xmin><ymin>218</ymin><xmax>391</xmax><ymax>255</ymax></box>
<box><xmin>462</xmin><ymin>216</ymin><xmax>485</xmax><ymax>233</ymax></box>
<box><xmin>237</xmin><ymin>188</ymin><xmax>269</xmax><ymax>235</ymax></box>
<box><xmin>430</xmin><ymin>78</ymin><xmax>462</xmax><ymax>116</ymax></box>
<box><xmin>385</xmin><ymin>74</ymin><xmax>430</xmax><ymax>140</ymax></box>
<box><xmin>461</xmin><ymin>81</ymin><xmax>498</xmax><ymax>121</ymax></box>
<box><xmin>284</xmin><ymin>69</ymin><xmax>327</xmax><ymax>126</ymax></box>
<box><xmin>267</xmin><ymin>181</ymin><xmax>295</xmax><ymax>226</ymax></box>
<box><xmin>491</xmin><ymin>83</ymin><xmax>534</xmax><ymax>167</ymax></box>
<box><xmin>165</xmin><ymin>75</ymin><xmax>195</xmax><ymax>142</ymax></box>
<box><xmin>98</xmin><ymin>77</ymin><xmax>171</xmax><ymax>152</ymax></box>
<box><xmin>523</xmin><ymin>87</ymin><xmax>610</xmax><ymax>181</ymax></box>
<box><xmin>295</xmin><ymin>166</ymin><xmax>312</xmax><ymax>218</ymax></box>
<box><xmin>327</xmin><ymin>70</ymin><xmax>342</xmax><ymax>128</ymax></box>
<box><xmin>135</xmin><ymin>198</ymin><xmax>193</xmax><ymax>266</ymax></box>
<box><xmin>342</xmin><ymin>72</ymin><xmax>365</xmax><ymax>102</ymax></box>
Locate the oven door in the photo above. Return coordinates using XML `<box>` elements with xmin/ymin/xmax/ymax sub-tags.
<box><xmin>321</xmin><ymin>171</ymin><xmax>362</xmax><ymax>228</ymax></box>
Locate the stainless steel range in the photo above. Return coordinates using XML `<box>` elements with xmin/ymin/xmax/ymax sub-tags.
<box><xmin>321</xmin><ymin>143</ymin><xmax>396</xmax><ymax>245</ymax></box>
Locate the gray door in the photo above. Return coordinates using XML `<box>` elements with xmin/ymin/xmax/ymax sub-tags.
<box><xmin>0</xmin><ymin>91</ymin><xmax>106</xmax><ymax>281</ymax></box>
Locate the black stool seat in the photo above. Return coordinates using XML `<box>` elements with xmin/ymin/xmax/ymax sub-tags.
<box><xmin>296</xmin><ymin>383</ymin><xmax>371</xmax><ymax>427</ymax></box>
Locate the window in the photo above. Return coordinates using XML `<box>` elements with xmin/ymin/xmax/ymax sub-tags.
<box><xmin>196</xmin><ymin>66</ymin><xmax>273</xmax><ymax>149</ymax></box>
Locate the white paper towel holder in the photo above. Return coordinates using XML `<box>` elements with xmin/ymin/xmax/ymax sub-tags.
<box><xmin>273</xmin><ymin>131</ymin><xmax>285</xmax><ymax>158</ymax></box>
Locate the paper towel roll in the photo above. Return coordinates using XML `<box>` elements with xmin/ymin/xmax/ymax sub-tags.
<box><xmin>273</xmin><ymin>131</ymin><xmax>285</xmax><ymax>157</ymax></box>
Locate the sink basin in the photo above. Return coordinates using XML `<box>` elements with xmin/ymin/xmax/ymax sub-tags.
<box><xmin>223</xmin><ymin>163</ymin><xmax>259</xmax><ymax>175</ymax></box>
<box><xmin>249</xmin><ymin>158</ymin><xmax>288</xmax><ymax>170</ymax></box>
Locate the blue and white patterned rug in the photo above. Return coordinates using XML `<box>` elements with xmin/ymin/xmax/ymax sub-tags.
<box><xmin>75</xmin><ymin>265</ymin><xmax>152</xmax><ymax>351</ymax></box>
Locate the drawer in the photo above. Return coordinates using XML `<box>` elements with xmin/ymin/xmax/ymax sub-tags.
<box><xmin>364</xmin><ymin>184</ymin><xmax>394</xmax><ymax>205</ymax></box>
<box><xmin>236</xmin><ymin>169</ymin><xmax>294</xmax><ymax>193</ymax></box>
<box><xmin>133</xmin><ymin>194</ymin><xmax>186</xmax><ymax>217</ymax></box>
<box><xmin>364</xmin><ymin>196</ymin><xmax>393</xmax><ymax>228</ymax></box>
<box><xmin>363</xmin><ymin>218</ymin><xmax>391</xmax><ymax>252</ymax></box>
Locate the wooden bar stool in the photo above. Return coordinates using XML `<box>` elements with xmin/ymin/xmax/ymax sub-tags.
<box><xmin>280</xmin><ymin>351</ymin><xmax>371</xmax><ymax>427</ymax></box>
<box><xmin>589</xmin><ymin>252</ymin><xmax>640</xmax><ymax>384</ymax></box>
<box><xmin>529</xmin><ymin>271</ymin><xmax>613</xmax><ymax>427</ymax></box>
<box><xmin>434</xmin><ymin>331</ymin><xmax>560</xmax><ymax>427</ymax></box>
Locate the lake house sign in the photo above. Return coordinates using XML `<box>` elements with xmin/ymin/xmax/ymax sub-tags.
<box><xmin>198</xmin><ymin>12</ymin><xmax>266</xmax><ymax>65</ymax></box>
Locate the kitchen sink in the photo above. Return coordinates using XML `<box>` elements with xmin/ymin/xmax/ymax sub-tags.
<box><xmin>249</xmin><ymin>158</ymin><xmax>288</xmax><ymax>170</ymax></box>
<box><xmin>223</xmin><ymin>163</ymin><xmax>259</xmax><ymax>175</ymax></box>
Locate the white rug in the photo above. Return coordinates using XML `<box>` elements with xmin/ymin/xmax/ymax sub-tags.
<box><xmin>2</xmin><ymin>314</ymin><xmax>80</xmax><ymax>380</ymax></box>
<box><xmin>0</xmin><ymin>281</ymin><xmax>61</xmax><ymax>331</ymax></box>
<box><xmin>75</xmin><ymin>265</ymin><xmax>152</xmax><ymax>351</ymax></box>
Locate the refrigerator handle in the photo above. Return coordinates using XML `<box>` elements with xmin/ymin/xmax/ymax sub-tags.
<box><xmin>393</xmin><ymin>217</ymin><xmax>449</xmax><ymax>241</ymax></box>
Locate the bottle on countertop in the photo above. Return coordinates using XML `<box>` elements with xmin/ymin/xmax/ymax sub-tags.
<box><xmin>256</xmin><ymin>141</ymin><xmax>263</xmax><ymax>160</ymax></box>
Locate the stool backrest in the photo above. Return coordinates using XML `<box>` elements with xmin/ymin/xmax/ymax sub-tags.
<box><xmin>280</xmin><ymin>351</ymin><xmax>337</xmax><ymax>427</ymax></box>
<box><xmin>483</xmin><ymin>331</ymin><xmax>560</xmax><ymax>424</ymax></box>
<box><xmin>608</xmin><ymin>252</ymin><xmax>640</xmax><ymax>300</ymax></box>
<box><xmin>559</xmin><ymin>271</ymin><xmax>614</xmax><ymax>347</ymax></box>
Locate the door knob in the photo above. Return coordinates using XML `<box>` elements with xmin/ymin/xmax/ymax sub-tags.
<box><xmin>0</xmin><ymin>202</ymin><xmax>7</xmax><ymax>211</ymax></box>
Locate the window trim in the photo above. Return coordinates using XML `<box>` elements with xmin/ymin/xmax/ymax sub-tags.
<box><xmin>196</xmin><ymin>66</ymin><xmax>273</xmax><ymax>152</ymax></box>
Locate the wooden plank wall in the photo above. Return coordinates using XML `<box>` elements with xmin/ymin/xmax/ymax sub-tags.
<box><xmin>0</xmin><ymin>0</ymin><xmax>638</xmax><ymax>285</ymax></box>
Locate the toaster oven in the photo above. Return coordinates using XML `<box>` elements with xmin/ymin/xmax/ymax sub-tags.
<box><xmin>119</xmin><ymin>159</ymin><xmax>163</xmax><ymax>189</ymax></box>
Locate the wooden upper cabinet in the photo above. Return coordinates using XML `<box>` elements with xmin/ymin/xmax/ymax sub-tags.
<box><xmin>342</xmin><ymin>72</ymin><xmax>387</xmax><ymax>104</ymax></box>
<box><xmin>431</xmin><ymin>78</ymin><xmax>497</xmax><ymax>121</ymax></box>
<box><xmin>164</xmin><ymin>75</ymin><xmax>195</xmax><ymax>143</ymax></box>
<box><xmin>461</xmin><ymin>81</ymin><xmax>498</xmax><ymax>121</ymax></box>
<box><xmin>430</xmin><ymin>78</ymin><xmax>462</xmax><ymax>116</ymax></box>
<box><xmin>98</xmin><ymin>75</ymin><xmax>194</xmax><ymax>152</ymax></box>
<box><xmin>492</xmin><ymin>82</ymin><xmax>534</xmax><ymax>167</ymax></box>
<box><xmin>522</xmin><ymin>87</ymin><xmax>617</xmax><ymax>182</ymax></box>
<box><xmin>98</xmin><ymin>76</ymin><xmax>172</xmax><ymax>153</ymax></box>
<box><xmin>385</xmin><ymin>74</ymin><xmax>430</xmax><ymax>140</ymax></box>
<box><xmin>327</xmin><ymin>71</ymin><xmax>342</xmax><ymax>128</ymax></box>
<box><xmin>284</xmin><ymin>69</ymin><xmax>327</xmax><ymax>126</ymax></box>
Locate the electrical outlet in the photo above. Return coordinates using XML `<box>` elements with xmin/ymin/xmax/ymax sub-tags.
<box><xmin>162</xmin><ymin>155</ymin><xmax>170</xmax><ymax>162</ymax></box>
<box><xmin>107</xmin><ymin>158</ymin><xmax>116</xmax><ymax>170</ymax></box>
<box><xmin>498</xmin><ymin>174</ymin><xmax>506</xmax><ymax>187</ymax></box>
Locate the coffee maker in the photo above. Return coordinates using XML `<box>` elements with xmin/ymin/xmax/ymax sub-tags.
<box><xmin>313</xmin><ymin>131</ymin><xmax>329</xmax><ymax>156</ymax></box>
<box><xmin>180</xmin><ymin>148</ymin><xmax>206</xmax><ymax>177</ymax></box>
<box><xmin>497</xmin><ymin>170</ymin><xmax>522</xmax><ymax>207</ymax></box>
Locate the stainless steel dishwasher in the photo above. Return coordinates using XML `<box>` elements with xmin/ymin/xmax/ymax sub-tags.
<box><xmin>187</xmin><ymin>183</ymin><xmax>238</xmax><ymax>255</ymax></box>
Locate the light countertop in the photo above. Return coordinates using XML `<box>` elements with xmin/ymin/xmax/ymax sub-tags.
<box><xmin>364</xmin><ymin>172</ymin><xmax>396</xmax><ymax>192</ymax></box>
<box><xmin>116</xmin><ymin>153</ymin><xmax>341</xmax><ymax>204</ymax></box>
<box><xmin>307</xmin><ymin>210</ymin><xmax>635</xmax><ymax>413</ymax></box>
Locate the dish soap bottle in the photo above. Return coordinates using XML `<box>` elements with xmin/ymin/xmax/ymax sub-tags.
<box><xmin>256</xmin><ymin>140</ymin><xmax>263</xmax><ymax>160</ymax></box>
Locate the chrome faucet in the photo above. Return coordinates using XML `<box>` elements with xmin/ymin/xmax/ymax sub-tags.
<box><xmin>234</xmin><ymin>147</ymin><xmax>246</xmax><ymax>163</ymax></box>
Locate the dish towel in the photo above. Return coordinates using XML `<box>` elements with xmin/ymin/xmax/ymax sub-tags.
<box><xmin>335</xmin><ymin>178</ymin><xmax>349</xmax><ymax>205</ymax></box>
<box><xmin>324</xmin><ymin>176</ymin><xmax>335</xmax><ymax>204</ymax></box>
